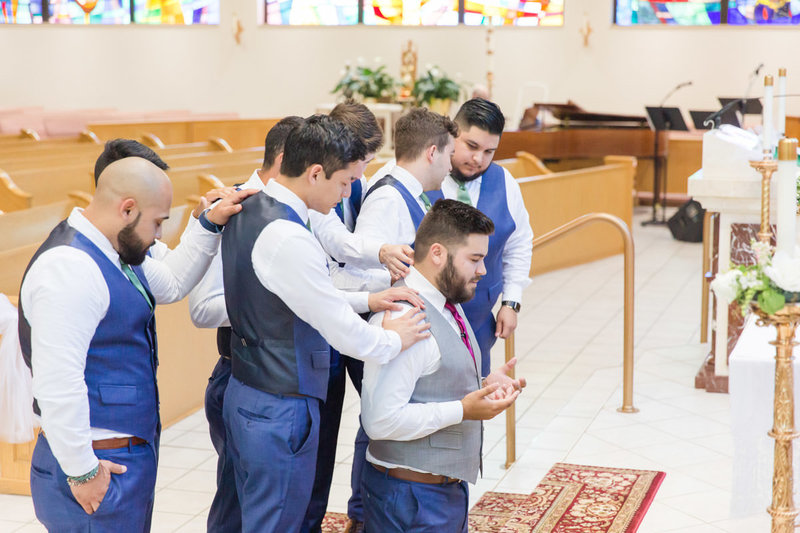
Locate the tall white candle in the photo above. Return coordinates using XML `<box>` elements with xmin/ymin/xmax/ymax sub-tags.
<box><xmin>764</xmin><ymin>75</ymin><xmax>775</xmax><ymax>154</ymax></box>
<box><xmin>776</xmin><ymin>138</ymin><xmax>798</xmax><ymax>257</ymax></box>
<box><xmin>778</xmin><ymin>68</ymin><xmax>787</xmax><ymax>139</ymax></box>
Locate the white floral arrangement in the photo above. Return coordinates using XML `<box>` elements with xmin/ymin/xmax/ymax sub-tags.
<box><xmin>711</xmin><ymin>240</ymin><xmax>800</xmax><ymax>315</ymax></box>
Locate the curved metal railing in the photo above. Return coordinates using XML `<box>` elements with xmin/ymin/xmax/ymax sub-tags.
<box><xmin>505</xmin><ymin>212</ymin><xmax>637</xmax><ymax>468</ymax></box>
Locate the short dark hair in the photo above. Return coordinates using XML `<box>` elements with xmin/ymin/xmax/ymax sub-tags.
<box><xmin>394</xmin><ymin>108</ymin><xmax>459</xmax><ymax>162</ymax></box>
<box><xmin>329</xmin><ymin>99</ymin><xmax>384</xmax><ymax>154</ymax></box>
<box><xmin>262</xmin><ymin>116</ymin><xmax>304</xmax><ymax>170</ymax></box>
<box><xmin>414</xmin><ymin>199</ymin><xmax>494</xmax><ymax>261</ymax></box>
<box><xmin>454</xmin><ymin>98</ymin><xmax>505</xmax><ymax>136</ymax></box>
<box><xmin>280</xmin><ymin>114</ymin><xmax>367</xmax><ymax>179</ymax></box>
<box><xmin>94</xmin><ymin>139</ymin><xmax>169</xmax><ymax>184</ymax></box>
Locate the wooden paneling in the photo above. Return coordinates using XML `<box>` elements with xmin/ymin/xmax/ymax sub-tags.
<box><xmin>520</xmin><ymin>157</ymin><xmax>635</xmax><ymax>275</ymax></box>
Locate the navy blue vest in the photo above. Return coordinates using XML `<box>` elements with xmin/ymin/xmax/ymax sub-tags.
<box><xmin>221</xmin><ymin>192</ymin><xmax>331</xmax><ymax>401</ymax></box>
<box><xmin>18</xmin><ymin>220</ymin><xmax>160</xmax><ymax>443</ymax></box>
<box><xmin>363</xmin><ymin>175</ymin><xmax>442</xmax><ymax>244</ymax></box>
<box><xmin>334</xmin><ymin>177</ymin><xmax>364</xmax><ymax>231</ymax></box>
<box><xmin>457</xmin><ymin>163</ymin><xmax>517</xmax><ymax>373</ymax></box>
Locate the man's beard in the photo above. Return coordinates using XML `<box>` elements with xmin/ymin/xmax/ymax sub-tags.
<box><xmin>450</xmin><ymin>162</ymin><xmax>484</xmax><ymax>183</ymax></box>
<box><xmin>437</xmin><ymin>255</ymin><xmax>481</xmax><ymax>304</ymax></box>
<box><xmin>117</xmin><ymin>213</ymin><xmax>150</xmax><ymax>266</ymax></box>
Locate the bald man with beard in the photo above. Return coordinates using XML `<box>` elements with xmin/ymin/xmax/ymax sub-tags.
<box><xmin>18</xmin><ymin>157</ymin><xmax>254</xmax><ymax>532</ymax></box>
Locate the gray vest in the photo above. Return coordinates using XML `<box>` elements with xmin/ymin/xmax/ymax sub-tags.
<box><xmin>368</xmin><ymin>285</ymin><xmax>483</xmax><ymax>483</ymax></box>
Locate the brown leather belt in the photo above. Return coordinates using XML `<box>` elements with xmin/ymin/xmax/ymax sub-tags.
<box><xmin>40</xmin><ymin>431</ymin><xmax>147</xmax><ymax>451</ymax></box>
<box><xmin>92</xmin><ymin>436</ymin><xmax>147</xmax><ymax>450</ymax></box>
<box><xmin>371</xmin><ymin>464</ymin><xmax>461</xmax><ymax>485</ymax></box>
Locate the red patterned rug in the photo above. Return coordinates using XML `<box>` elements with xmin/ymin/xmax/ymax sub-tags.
<box><xmin>321</xmin><ymin>463</ymin><xmax>664</xmax><ymax>532</ymax></box>
<box><xmin>469</xmin><ymin>463</ymin><xmax>665</xmax><ymax>532</ymax></box>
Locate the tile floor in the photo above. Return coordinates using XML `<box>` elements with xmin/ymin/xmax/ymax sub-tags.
<box><xmin>0</xmin><ymin>208</ymin><xmax>769</xmax><ymax>532</ymax></box>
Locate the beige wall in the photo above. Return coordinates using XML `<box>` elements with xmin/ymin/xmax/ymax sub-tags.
<box><xmin>3</xmin><ymin>0</ymin><xmax>799</xmax><ymax>122</ymax></box>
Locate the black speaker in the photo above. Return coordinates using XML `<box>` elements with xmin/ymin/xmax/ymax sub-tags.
<box><xmin>667</xmin><ymin>199</ymin><xmax>705</xmax><ymax>242</ymax></box>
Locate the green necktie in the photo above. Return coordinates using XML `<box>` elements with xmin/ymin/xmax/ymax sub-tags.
<box><xmin>419</xmin><ymin>192</ymin><xmax>432</xmax><ymax>212</ymax></box>
<box><xmin>121</xmin><ymin>263</ymin><xmax>153</xmax><ymax>310</ymax></box>
<box><xmin>455</xmin><ymin>180</ymin><xmax>473</xmax><ymax>206</ymax></box>
<box><xmin>306</xmin><ymin>218</ymin><xmax>312</xmax><ymax>233</ymax></box>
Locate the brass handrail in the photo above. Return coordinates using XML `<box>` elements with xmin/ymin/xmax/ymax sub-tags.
<box><xmin>504</xmin><ymin>212</ymin><xmax>637</xmax><ymax>469</ymax></box>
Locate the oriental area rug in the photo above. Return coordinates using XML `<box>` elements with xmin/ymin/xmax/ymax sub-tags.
<box><xmin>321</xmin><ymin>463</ymin><xmax>665</xmax><ymax>533</ymax></box>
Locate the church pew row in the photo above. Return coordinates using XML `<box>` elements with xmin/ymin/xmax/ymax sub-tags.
<box><xmin>88</xmin><ymin>118</ymin><xmax>280</xmax><ymax>151</ymax></box>
<box><xmin>0</xmin><ymin>148</ymin><xmax>263</xmax><ymax>211</ymax></box>
<box><xmin>496</xmin><ymin>151</ymin><xmax>553</xmax><ymax>178</ymax></box>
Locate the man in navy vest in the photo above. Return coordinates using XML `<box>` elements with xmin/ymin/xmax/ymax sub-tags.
<box><xmin>220</xmin><ymin>115</ymin><xmax>430</xmax><ymax>533</ymax></box>
<box><xmin>355</xmin><ymin>108</ymin><xmax>459</xmax><ymax>264</ymax></box>
<box><xmin>361</xmin><ymin>199</ymin><xmax>526</xmax><ymax>532</ymax></box>
<box><xmin>18</xmin><ymin>157</ymin><xmax>253</xmax><ymax>532</ymax></box>
<box><xmin>442</xmin><ymin>98</ymin><xmax>534</xmax><ymax>378</ymax></box>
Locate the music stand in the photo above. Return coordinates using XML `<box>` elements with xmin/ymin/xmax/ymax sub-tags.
<box><xmin>718</xmin><ymin>97</ymin><xmax>763</xmax><ymax>115</ymax></box>
<box><xmin>644</xmin><ymin>106</ymin><xmax>689</xmax><ymax>225</ymax></box>
<box><xmin>690</xmin><ymin>109</ymin><xmax>740</xmax><ymax>130</ymax></box>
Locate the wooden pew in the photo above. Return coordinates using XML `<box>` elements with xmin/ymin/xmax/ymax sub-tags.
<box><xmin>520</xmin><ymin>156</ymin><xmax>636</xmax><ymax>275</ymax></box>
<box><xmin>496</xmin><ymin>151</ymin><xmax>553</xmax><ymax>178</ymax></box>
<box><xmin>88</xmin><ymin>118</ymin><xmax>281</xmax><ymax>150</ymax></box>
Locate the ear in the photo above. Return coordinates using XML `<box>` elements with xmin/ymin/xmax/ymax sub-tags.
<box><xmin>275</xmin><ymin>152</ymin><xmax>284</xmax><ymax>167</ymax></box>
<box><xmin>428</xmin><ymin>242</ymin><xmax>448</xmax><ymax>267</ymax></box>
<box><xmin>426</xmin><ymin>144</ymin><xmax>437</xmax><ymax>164</ymax></box>
<box><xmin>119</xmin><ymin>198</ymin><xmax>137</xmax><ymax>222</ymax></box>
<box><xmin>307</xmin><ymin>163</ymin><xmax>325</xmax><ymax>184</ymax></box>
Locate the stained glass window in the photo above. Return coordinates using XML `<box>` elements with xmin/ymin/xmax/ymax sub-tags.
<box><xmin>615</xmin><ymin>0</ymin><xmax>722</xmax><ymax>25</ymax></box>
<box><xmin>727</xmin><ymin>0</ymin><xmax>800</xmax><ymax>24</ymax></box>
<box><xmin>1</xmin><ymin>0</ymin><xmax>218</xmax><ymax>23</ymax></box>
<box><xmin>363</xmin><ymin>0</ymin><xmax>460</xmax><ymax>25</ymax></box>
<box><xmin>462</xmin><ymin>0</ymin><xmax>564</xmax><ymax>26</ymax></box>
<box><xmin>134</xmin><ymin>0</ymin><xmax>219</xmax><ymax>24</ymax></box>
<box><xmin>265</xmin><ymin>0</ymin><xmax>359</xmax><ymax>25</ymax></box>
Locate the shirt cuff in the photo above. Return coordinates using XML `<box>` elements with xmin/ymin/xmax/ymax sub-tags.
<box><xmin>441</xmin><ymin>400</ymin><xmax>465</xmax><ymax>427</ymax></box>
<box><xmin>501</xmin><ymin>285</ymin><xmax>524</xmax><ymax>305</ymax></box>
<box><xmin>348</xmin><ymin>291</ymin><xmax>371</xmax><ymax>314</ymax></box>
<box><xmin>198</xmin><ymin>210</ymin><xmax>224</xmax><ymax>234</ymax></box>
<box><xmin>61</xmin><ymin>446</ymin><xmax>100</xmax><ymax>478</ymax></box>
<box><xmin>364</xmin><ymin>239</ymin><xmax>383</xmax><ymax>268</ymax></box>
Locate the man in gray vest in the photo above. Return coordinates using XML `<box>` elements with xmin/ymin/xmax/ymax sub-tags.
<box><xmin>361</xmin><ymin>199</ymin><xmax>526</xmax><ymax>532</ymax></box>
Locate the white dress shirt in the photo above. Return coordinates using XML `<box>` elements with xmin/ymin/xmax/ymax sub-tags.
<box><xmin>189</xmin><ymin>172</ymin><xmax>379</xmax><ymax>328</ymax></box>
<box><xmin>355</xmin><ymin>165</ymin><xmax>428</xmax><ymax>253</ymax></box>
<box><xmin>361</xmin><ymin>267</ymin><xmax>465</xmax><ymax>474</ymax></box>
<box><xmin>250</xmin><ymin>180</ymin><xmax>401</xmax><ymax>361</ymax></box>
<box><xmin>21</xmin><ymin>208</ymin><xmax>221</xmax><ymax>476</ymax></box>
<box><xmin>441</xmin><ymin>167</ymin><xmax>533</xmax><ymax>303</ymax></box>
<box><xmin>188</xmin><ymin>170</ymin><xmax>265</xmax><ymax>328</ymax></box>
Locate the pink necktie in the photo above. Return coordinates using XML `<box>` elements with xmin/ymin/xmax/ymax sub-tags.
<box><xmin>444</xmin><ymin>302</ymin><xmax>476</xmax><ymax>368</ymax></box>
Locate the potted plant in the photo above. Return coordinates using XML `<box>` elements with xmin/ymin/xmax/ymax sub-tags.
<box><xmin>412</xmin><ymin>65</ymin><xmax>463</xmax><ymax>115</ymax></box>
<box><xmin>332</xmin><ymin>59</ymin><xmax>398</xmax><ymax>103</ymax></box>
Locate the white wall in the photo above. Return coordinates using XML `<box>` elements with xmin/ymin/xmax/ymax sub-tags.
<box><xmin>2</xmin><ymin>0</ymin><xmax>799</xmax><ymax>123</ymax></box>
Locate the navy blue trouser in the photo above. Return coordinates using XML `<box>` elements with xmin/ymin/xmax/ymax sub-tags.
<box><xmin>30</xmin><ymin>435</ymin><xmax>157</xmax><ymax>533</ymax></box>
<box><xmin>223</xmin><ymin>377</ymin><xmax>320</xmax><ymax>533</ymax></box>
<box><xmin>361</xmin><ymin>463</ymin><xmax>469</xmax><ymax>533</ymax></box>
<box><xmin>205</xmin><ymin>356</ymin><xmax>241</xmax><ymax>533</ymax></box>
<box><xmin>302</xmin><ymin>355</ymin><xmax>366</xmax><ymax>532</ymax></box>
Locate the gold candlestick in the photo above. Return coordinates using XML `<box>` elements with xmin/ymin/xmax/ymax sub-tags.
<box><xmin>751</xmin><ymin>304</ymin><xmax>800</xmax><ymax>533</ymax></box>
<box><xmin>750</xmin><ymin>157</ymin><xmax>778</xmax><ymax>244</ymax></box>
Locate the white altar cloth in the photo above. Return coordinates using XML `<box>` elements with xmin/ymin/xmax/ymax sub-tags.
<box><xmin>730</xmin><ymin>315</ymin><xmax>800</xmax><ymax>517</ymax></box>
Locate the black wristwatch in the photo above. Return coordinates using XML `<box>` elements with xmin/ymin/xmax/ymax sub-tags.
<box><xmin>501</xmin><ymin>300</ymin><xmax>521</xmax><ymax>312</ymax></box>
